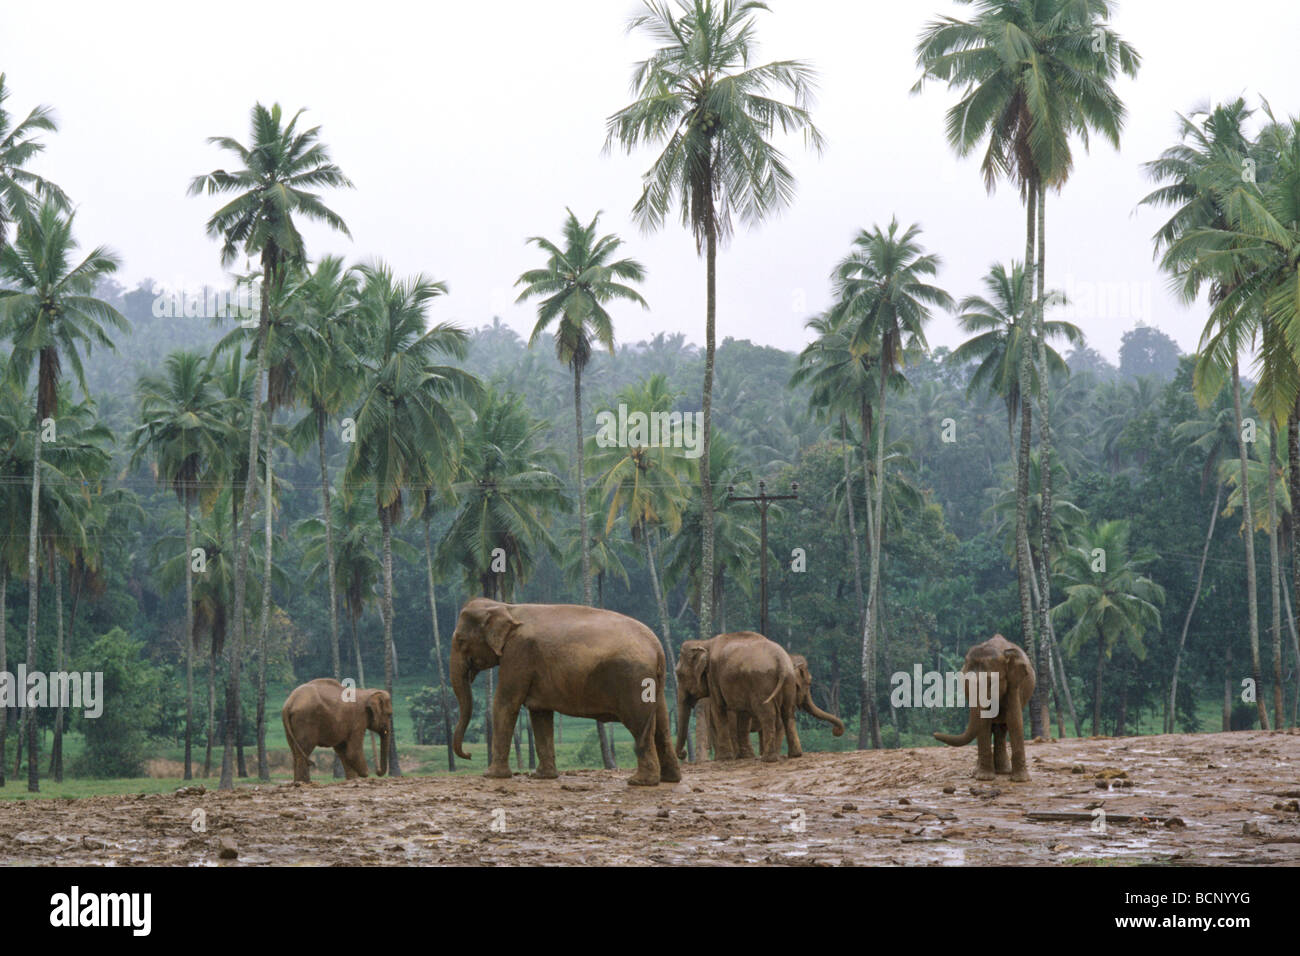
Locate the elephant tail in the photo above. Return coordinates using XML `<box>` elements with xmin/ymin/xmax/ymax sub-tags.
<box><xmin>282</xmin><ymin>711</ymin><xmax>315</xmax><ymax>768</ymax></box>
<box><xmin>762</xmin><ymin>678</ymin><xmax>784</xmax><ymax>707</ymax></box>
<box><xmin>933</xmin><ymin>707</ymin><xmax>979</xmax><ymax>747</ymax></box>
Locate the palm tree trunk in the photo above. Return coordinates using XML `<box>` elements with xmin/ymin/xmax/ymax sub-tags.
<box><xmin>697</xmin><ymin>203</ymin><xmax>717</xmax><ymax>639</ymax></box>
<box><xmin>1168</xmin><ymin>482</ymin><xmax>1221</xmax><ymax>733</ymax></box>
<box><xmin>221</xmin><ymin>256</ymin><xmax>273</xmax><ymax>790</ymax></box>
<box><xmin>317</xmin><ymin>409</ymin><xmax>342</xmax><ymax>682</ymax></box>
<box><xmin>1094</xmin><ymin>631</ymin><xmax>1105</xmax><ymax>734</ymax></box>
<box><xmin>1230</xmin><ymin>358</ymin><xmax>1268</xmax><ymax>728</ymax></box>
<box><xmin>349</xmin><ymin>601</ymin><xmax>364</xmax><ymax>686</ymax></box>
<box><xmin>867</xmin><ymin>365</ymin><xmax>890</xmax><ymax>751</ymax></box>
<box><xmin>858</xmin><ymin>400</ymin><xmax>881</xmax><ymax>750</ymax></box>
<box><xmin>205</xmin><ymin>645</ymin><xmax>215</xmax><ymax>776</ymax></box>
<box><xmin>1016</xmin><ymin>186</ymin><xmax>1040</xmax><ymax>740</ymax></box>
<box><xmin>1267</xmin><ymin>423</ymin><xmax>1283</xmax><ymax>729</ymax></box>
<box><xmin>184</xmin><ymin>502</ymin><xmax>194</xmax><ymax>780</ymax></box>
<box><xmin>643</xmin><ymin>526</ymin><xmax>677</xmax><ymax>698</ymax></box>
<box><xmin>255</xmin><ymin>429</ymin><xmax>273</xmax><ymax>782</ymax></box>
<box><xmin>841</xmin><ymin>415</ymin><xmax>866</xmax><ymax>638</ymax></box>
<box><xmin>575</xmin><ymin>365</ymin><xmax>591</xmax><ymax>607</ymax></box>
<box><xmin>23</xmin><ymin>424</ymin><xmax>42</xmax><ymax>792</ymax></box>
<box><xmin>1032</xmin><ymin>180</ymin><xmax>1051</xmax><ymax>739</ymax></box>
<box><xmin>595</xmin><ymin>574</ymin><xmax>616</xmax><ymax>769</ymax></box>
<box><xmin>1289</xmin><ymin>404</ymin><xmax>1300</xmax><ymax>728</ymax></box>
<box><xmin>1028</xmin><ymin>553</ymin><xmax>1080</xmax><ymax>737</ymax></box>
<box><xmin>50</xmin><ymin>556</ymin><xmax>64</xmax><ymax>782</ymax></box>
<box><xmin>378</xmin><ymin>506</ymin><xmax>401</xmax><ymax>776</ymax></box>
<box><xmin>423</xmin><ymin>517</ymin><xmax>454</xmax><ymax>772</ymax></box>
<box><xmin>0</xmin><ymin>565</ymin><xmax>7</xmax><ymax>787</ymax></box>
<box><xmin>1223</xmin><ymin>641</ymin><xmax>1232</xmax><ymax>731</ymax></box>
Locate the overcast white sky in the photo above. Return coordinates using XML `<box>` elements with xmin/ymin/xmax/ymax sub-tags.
<box><xmin>3</xmin><ymin>0</ymin><xmax>1297</xmax><ymax>363</ymax></box>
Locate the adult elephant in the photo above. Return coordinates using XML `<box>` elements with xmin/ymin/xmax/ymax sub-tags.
<box><xmin>932</xmin><ymin>634</ymin><xmax>1035</xmax><ymax>782</ymax></box>
<box><xmin>676</xmin><ymin>632</ymin><xmax>799</xmax><ymax>762</ymax></box>
<box><xmin>281</xmin><ymin>678</ymin><xmax>393</xmax><ymax>783</ymax></box>
<box><xmin>730</xmin><ymin>652</ymin><xmax>845</xmax><ymax>757</ymax></box>
<box><xmin>449</xmin><ymin>598</ymin><xmax>681</xmax><ymax>787</ymax></box>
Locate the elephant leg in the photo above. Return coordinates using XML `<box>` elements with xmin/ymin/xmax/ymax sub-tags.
<box><xmin>341</xmin><ymin>735</ymin><xmax>368</xmax><ymax>778</ymax></box>
<box><xmin>758</xmin><ymin>706</ymin><xmax>781</xmax><ymax>763</ymax></box>
<box><xmin>486</xmin><ymin>695</ymin><xmax>520</xmax><ymax>779</ymax></box>
<box><xmin>992</xmin><ymin>725</ymin><xmax>1011</xmax><ymax>774</ymax></box>
<box><xmin>784</xmin><ymin>709</ymin><xmax>802</xmax><ymax>758</ymax></box>
<box><xmin>713</xmin><ymin>704</ymin><xmax>739</xmax><ymax>761</ymax></box>
<box><xmin>654</xmin><ymin>693</ymin><xmax>681</xmax><ymax>783</ymax></box>
<box><xmin>625</xmin><ymin>703</ymin><xmax>662</xmax><ymax>787</ymax></box>
<box><xmin>736</xmin><ymin>713</ymin><xmax>757</xmax><ymax>759</ymax></box>
<box><xmin>974</xmin><ymin>715</ymin><xmax>995</xmax><ymax>780</ymax></box>
<box><xmin>1007</xmin><ymin>696</ymin><xmax>1030</xmax><ymax>782</ymax></box>
<box><xmin>529</xmin><ymin>709</ymin><xmax>558</xmax><ymax>779</ymax></box>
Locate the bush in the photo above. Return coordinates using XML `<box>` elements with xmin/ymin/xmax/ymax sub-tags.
<box><xmin>71</xmin><ymin>628</ymin><xmax>163</xmax><ymax>777</ymax></box>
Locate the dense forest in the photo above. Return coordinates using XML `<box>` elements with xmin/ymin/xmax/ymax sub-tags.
<box><xmin>2</xmin><ymin>0</ymin><xmax>1299</xmax><ymax>797</ymax></box>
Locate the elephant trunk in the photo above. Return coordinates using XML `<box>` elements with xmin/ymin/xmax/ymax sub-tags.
<box><xmin>933</xmin><ymin>704</ymin><xmax>980</xmax><ymax>746</ymax></box>
<box><xmin>801</xmin><ymin>692</ymin><xmax>845</xmax><ymax>737</ymax></box>
<box><xmin>451</xmin><ymin>647</ymin><xmax>474</xmax><ymax>760</ymax></box>
<box><xmin>675</xmin><ymin>687</ymin><xmax>695</xmax><ymax>758</ymax></box>
<box><xmin>377</xmin><ymin>725</ymin><xmax>390</xmax><ymax>776</ymax></box>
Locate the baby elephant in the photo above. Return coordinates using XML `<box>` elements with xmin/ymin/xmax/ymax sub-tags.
<box><xmin>281</xmin><ymin>678</ymin><xmax>393</xmax><ymax>783</ymax></box>
<box><xmin>932</xmin><ymin>634</ymin><xmax>1035</xmax><ymax>782</ymax></box>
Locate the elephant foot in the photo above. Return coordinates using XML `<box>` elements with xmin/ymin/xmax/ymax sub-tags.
<box><xmin>760</xmin><ymin>754</ymin><xmax>779</xmax><ymax>763</ymax></box>
<box><xmin>975</xmin><ymin>768</ymin><xmax>996</xmax><ymax>781</ymax></box>
<box><xmin>994</xmin><ymin>764</ymin><xmax>1012</xmax><ymax>775</ymax></box>
<box><xmin>788</xmin><ymin>750</ymin><xmax>803</xmax><ymax>758</ymax></box>
<box><xmin>484</xmin><ymin>766</ymin><xmax>513</xmax><ymax>779</ymax></box>
<box><xmin>658</xmin><ymin>765</ymin><xmax>681</xmax><ymax>784</ymax></box>
<box><xmin>1010</xmin><ymin>769</ymin><xmax>1030</xmax><ymax>783</ymax></box>
<box><xmin>530</xmin><ymin>768</ymin><xmax>559</xmax><ymax>780</ymax></box>
<box><xmin>626</xmin><ymin>772</ymin><xmax>660</xmax><ymax>787</ymax></box>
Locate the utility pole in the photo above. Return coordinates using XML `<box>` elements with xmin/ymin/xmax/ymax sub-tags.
<box><xmin>725</xmin><ymin>480</ymin><xmax>798</xmax><ymax>637</ymax></box>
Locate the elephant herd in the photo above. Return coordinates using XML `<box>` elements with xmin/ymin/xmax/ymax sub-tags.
<box><xmin>281</xmin><ymin>599</ymin><xmax>1036</xmax><ymax>787</ymax></box>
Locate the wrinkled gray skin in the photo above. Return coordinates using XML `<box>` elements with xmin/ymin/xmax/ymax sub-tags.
<box><xmin>281</xmin><ymin>678</ymin><xmax>392</xmax><ymax>783</ymax></box>
<box><xmin>933</xmin><ymin>634</ymin><xmax>1036</xmax><ymax>782</ymax></box>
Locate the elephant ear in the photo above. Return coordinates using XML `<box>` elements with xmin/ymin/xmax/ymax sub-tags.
<box><xmin>1004</xmin><ymin>647</ymin><xmax>1033</xmax><ymax>698</ymax></box>
<box><xmin>484</xmin><ymin>605</ymin><xmax>522</xmax><ymax>656</ymax></box>
<box><xmin>686</xmin><ymin>645</ymin><xmax>710</xmax><ymax>697</ymax></box>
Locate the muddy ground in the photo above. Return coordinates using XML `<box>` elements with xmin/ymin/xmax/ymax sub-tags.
<box><xmin>2</xmin><ymin>730</ymin><xmax>1298</xmax><ymax>865</ymax></box>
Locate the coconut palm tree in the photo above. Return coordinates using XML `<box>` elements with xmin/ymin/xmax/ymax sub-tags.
<box><xmin>345</xmin><ymin>263</ymin><xmax>478</xmax><ymax>775</ymax></box>
<box><xmin>1141</xmin><ymin>97</ymin><xmax>1270</xmax><ymax>728</ymax></box>
<box><xmin>828</xmin><ymin>219</ymin><xmax>951</xmax><ymax>751</ymax></box>
<box><xmin>915</xmin><ymin>0</ymin><xmax>1140</xmax><ymax>735</ymax></box>
<box><xmin>1168</xmin><ymin>395</ymin><xmax>1238</xmax><ymax>730</ymax></box>
<box><xmin>607</xmin><ymin>0</ymin><xmax>823</xmax><ymax>638</ymax></box>
<box><xmin>0</xmin><ymin>200</ymin><xmax>125</xmax><ymax>791</ymax></box>
<box><xmin>516</xmin><ymin>209</ymin><xmax>647</xmax><ymax>609</ymax></box>
<box><xmin>285</xmin><ymin>256</ymin><xmax>362</xmax><ymax>690</ymax></box>
<box><xmin>439</xmin><ymin>387</ymin><xmax>569</xmax><ymax>600</ymax></box>
<box><xmin>0</xmin><ymin>73</ymin><xmax>68</xmax><ymax>247</ymax></box>
<box><xmin>791</xmin><ymin>311</ymin><xmax>880</xmax><ymax>743</ymax></box>
<box><xmin>950</xmin><ymin>261</ymin><xmax>1081</xmax><ymax>446</ymax></box>
<box><xmin>296</xmin><ymin>491</ymin><xmax>393</xmax><ymax>689</ymax></box>
<box><xmin>129</xmin><ymin>350</ymin><xmax>225</xmax><ymax>779</ymax></box>
<box><xmin>190</xmin><ymin>102</ymin><xmax>352</xmax><ymax>789</ymax></box>
<box><xmin>588</xmin><ymin>374</ymin><xmax>692</xmax><ymax>702</ymax></box>
<box><xmin>1053</xmin><ymin>520</ymin><xmax>1164</xmax><ymax>734</ymax></box>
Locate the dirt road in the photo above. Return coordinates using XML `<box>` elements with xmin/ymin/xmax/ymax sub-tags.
<box><xmin>2</xmin><ymin>730</ymin><xmax>1297</xmax><ymax>865</ymax></box>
